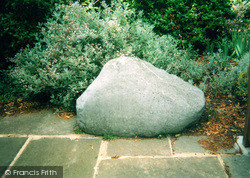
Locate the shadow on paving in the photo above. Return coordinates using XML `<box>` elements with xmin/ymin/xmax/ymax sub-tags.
<box><xmin>0</xmin><ymin>109</ymin><xmax>76</xmax><ymax>135</ymax></box>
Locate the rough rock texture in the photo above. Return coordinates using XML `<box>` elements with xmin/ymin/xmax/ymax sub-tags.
<box><xmin>76</xmin><ymin>56</ymin><xmax>205</xmax><ymax>137</ymax></box>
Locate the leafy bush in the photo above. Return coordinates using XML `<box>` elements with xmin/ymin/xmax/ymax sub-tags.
<box><xmin>0</xmin><ymin>72</ymin><xmax>19</xmax><ymax>104</ymax></box>
<box><xmin>126</xmin><ymin>0</ymin><xmax>235</xmax><ymax>52</ymax></box>
<box><xmin>10</xmin><ymin>1</ymin><xmax>203</xmax><ymax>111</ymax></box>
<box><xmin>226</xmin><ymin>0</ymin><xmax>250</xmax><ymax>31</ymax></box>
<box><xmin>0</xmin><ymin>0</ymin><xmax>94</xmax><ymax>70</ymax></box>
<box><xmin>207</xmin><ymin>0</ymin><xmax>249</xmax><ymax>56</ymax></box>
<box><xmin>0</xmin><ymin>0</ymin><xmax>57</xmax><ymax>70</ymax></box>
<box><xmin>207</xmin><ymin>29</ymin><xmax>249</xmax><ymax>64</ymax></box>
<box><xmin>199</xmin><ymin>50</ymin><xmax>249</xmax><ymax>104</ymax></box>
<box><xmin>234</xmin><ymin>52</ymin><xmax>249</xmax><ymax>103</ymax></box>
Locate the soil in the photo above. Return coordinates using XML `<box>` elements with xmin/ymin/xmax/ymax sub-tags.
<box><xmin>183</xmin><ymin>92</ymin><xmax>246</xmax><ymax>153</ymax></box>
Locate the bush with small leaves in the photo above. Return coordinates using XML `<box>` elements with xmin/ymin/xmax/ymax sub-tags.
<box><xmin>126</xmin><ymin>0</ymin><xmax>235</xmax><ymax>52</ymax></box>
<box><xmin>0</xmin><ymin>0</ymin><xmax>74</xmax><ymax>70</ymax></box>
<box><xmin>226</xmin><ymin>0</ymin><xmax>250</xmax><ymax>32</ymax></box>
<box><xmin>234</xmin><ymin>52</ymin><xmax>249</xmax><ymax>103</ymax></box>
<box><xmin>199</xmin><ymin>50</ymin><xmax>249</xmax><ymax>104</ymax></box>
<box><xmin>10</xmin><ymin>1</ymin><xmax>204</xmax><ymax>111</ymax></box>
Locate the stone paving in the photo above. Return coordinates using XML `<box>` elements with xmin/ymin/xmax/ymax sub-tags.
<box><xmin>0</xmin><ymin>110</ymin><xmax>249</xmax><ymax>178</ymax></box>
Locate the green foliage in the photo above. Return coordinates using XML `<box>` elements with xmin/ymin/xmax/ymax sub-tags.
<box><xmin>10</xmin><ymin>1</ymin><xmax>203</xmax><ymax>111</ymax></box>
<box><xmin>0</xmin><ymin>0</ymin><xmax>96</xmax><ymax>70</ymax></box>
<box><xmin>231</xmin><ymin>30</ymin><xmax>249</xmax><ymax>59</ymax></box>
<box><xmin>73</xmin><ymin>126</ymin><xmax>84</xmax><ymax>134</ymax></box>
<box><xmin>126</xmin><ymin>0</ymin><xmax>235</xmax><ymax>52</ymax></box>
<box><xmin>202</xmin><ymin>20</ymin><xmax>249</xmax><ymax>104</ymax></box>
<box><xmin>207</xmin><ymin>28</ymin><xmax>249</xmax><ymax>60</ymax></box>
<box><xmin>157</xmin><ymin>134</ymin><xmax>163</xmax><ymax>139</ymax></box>
<box><xmin>6</xmin><ymin>0</ymin><xmax>249</xmax><ymax>111</ymax></box>
<box><xmin>103</xmin><ymin>134</ymin><xmax>117</xmax><ymax>140</ymax></box>
<box><xmin>0</xmin><ymin>71</ymin><xmax>20</xmax><ymax>105</ymax></box>
<box><xmin>234</xmin><ymin>52</ymin><xmax>249</xmax><ymax>103</ymax></box>
<box><xmin>227</xmin><ymin>0</ymin><xmax>250</xmax><ymax>31</ymax></box>
<box><xmin>200</xmin><ymin>50</ymin><xmax>249</xmax><ymax>104</ymax></box>
<box><xmin>0</xmin><ymin>0</ymin><xmax>61</xmax><ymax>70</ymax></box>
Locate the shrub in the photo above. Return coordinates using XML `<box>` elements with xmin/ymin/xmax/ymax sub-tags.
<box><xmin>0</xmin><ymin>71</ymin><xmax>19</xmax><ymax>104</ymax></box>
<box><xmin>0</xmin><ymin>0</ymin><xmax>93</xmax><ymax>71</ymax></box>
<box><xmin>199</xmin><ymin>50</ymin><xmax>249</xmax><ymax>104</ymax></box>
<box><xmin>0</xmin><ymin>0</ymin><xmax>58</xmax><ymax>70</ymax></box>
<box><xmin>226</xmin><ymin>0</ymin><xmax>250</xmax><ymax>31</ymax></box>
<box><xmin>126</xmin><ymin>0</ymin><xmax>235</xmax><ymax>52</ymax></box>
<box><xmin>234</xmin><ymin>51</ymin><xmax>249</xmax><ymax>103</ymax></box>
<box><xmin>10</xmin><ymin>1</ymin><xmax>204</xmax><ymax>111</ymax></box>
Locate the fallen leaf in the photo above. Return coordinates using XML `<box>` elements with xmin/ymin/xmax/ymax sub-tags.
<box><xmin>90</xmin><ymin>145</ymin><xmax>94</xmax><ymax>149</ymax></box>
<box><xmin>50</xmin><ymin>122</ymin><xmax>56</xmax><ymax>124</ymax></box>
<box><xmin>175</xmin><ymin>134</ymin><xmax>180</xmax><ymax>137</ymax></box>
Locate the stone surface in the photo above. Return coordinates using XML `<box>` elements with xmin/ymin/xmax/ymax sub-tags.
<box><xmin>106</xmin><ymin>138</ymin><xmax>171</xmax><ymax>157</ymax></box>
<box><xmin>221</xmin><ymin>155</ymin><xmax>250</xmax><ymax>177</ymax></box>
<box><xmin>77</xmin><ymin>57</ymin><xmax>205</xmax><ymax>137</ymax></box>
<box><xmin>0</xmin><ymin>110</ymin><xmax>76</xmax><ymax>135</ymax></box>
<box><xmin>0</xmin><ymin>137</ymin><xmax>27</xmax><ymax>166</ymax></box>
<box><xmin>173</xmin><ymin>136</ymin><xmax>210</xmax><ymax>154</ymax></box>
<box><xmin>172</xmin><ymin>136</ymin><xmax>239</xmax><ymax>154</ymax></box>
<box><xmin>13</xmin><ymin>138</ymin><xmax>101</xmax><ymax>178</ymax></box>
<box><xmin>0</xmin><ymin>137</ymin><xmax>27</xmax><ymax>176</ymax></box>
<box><xmin>97</xmin><ymin>157</ymin><xmax>227</xmax><ymax>178</ymax></box>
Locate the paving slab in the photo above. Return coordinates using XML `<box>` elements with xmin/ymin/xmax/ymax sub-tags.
<box><xmin>0</xmin><ymin>137</ymin><xmax>27</xmax><ymax>176</ymax></box>
<box><xmin>0</xmin><ymin>110</ymin><xmax>76</xmax><ymax>135</ymax></box>
<box><xmin>97</xmin><ymin>157</ymin><xmax>227</xmax><ymax>178</ymax></box>
<box><xmin>172</xmin><ymin>136</ymin><xmax>238</xmax><ymax>154</ymax></box>
<box><xmin>172</xmin><ymin>136</ymin><xmax>210</xmax><ymax>154</ymax></box>
<box><xmin>221</xmin><ymin>155</ymin><xmax>250</xmax><ymax>177</ymax></box>
<box><xmin>107</xmin><ymin>138</ymin><xmax>171</xmax><ymax>157</ymax></box>
<box><xmin>13</xmin><ymin>137</ymin><xmax>101</xmax><ymax>178</ymax></box>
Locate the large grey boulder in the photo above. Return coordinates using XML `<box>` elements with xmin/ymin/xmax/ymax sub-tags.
<box><xmin>76</xmin><ymin>56</ymin><xmax>205</xmax><ymax>137</ymax></box>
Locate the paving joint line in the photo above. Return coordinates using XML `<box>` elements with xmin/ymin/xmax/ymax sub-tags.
<box><xmin>172</xmin><ymin>153</ymin><xmax>217</xmax><ymax>157</ymax></box>
<box><xmin>168</xmin><ymin>137</ymin><xmax>173</xmax><ymax>155</ymax></box>
<box><xmin>100</xmin><ymin>154</ymin><xmax>217</xmax><ymax>160</ymax></box>
<box><xmin>0</xmin><ymin>134</ymin><xmax>101</xmax><ymax>139</ymax></box>
<box><xmin>93</xmin><ymin>140</ymin><xmax>108</xmax><ymax>178</ymax></box>
<box><xmin>217</xmin><ymin>155</ymin><xmax>230</xmax><ymax>178</ymax></box>
<box><xmin>3</xmin><ymin>137</ymin><xmax>32</xmax><ymax>178</ymax></box>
